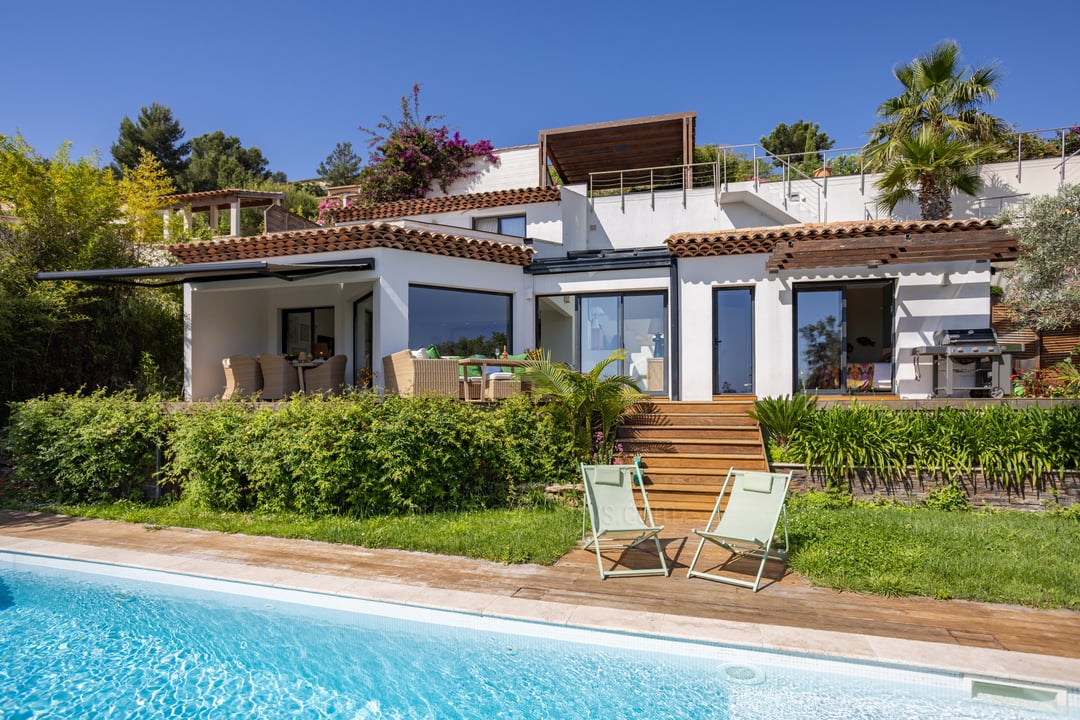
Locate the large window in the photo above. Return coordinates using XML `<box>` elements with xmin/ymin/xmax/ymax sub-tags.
<box><xmin>472</xmin><ymin>214</ymin><xmax>526</xmax><ymax>238</ymax></box>
<box><xmin>409</xmin><ymin>285</ymin><xmax>511</xmax><ymax>356</ymax></box>
<box><xmin>282</xmin><ymin>307</ymin><xmax>334</xmax><ymax>358</ymax></box>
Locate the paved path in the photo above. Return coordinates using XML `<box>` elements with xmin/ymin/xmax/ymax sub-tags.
<box><xmin>2</xmin><ymin>510</ymin><xmax>1078</xmax><ymax>689</ymax></box>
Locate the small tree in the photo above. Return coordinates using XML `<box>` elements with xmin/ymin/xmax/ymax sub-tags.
<box><xmin>0</xmin><ymin>135</ymin><xmax>183</xmax><ymax>409</ymax></box>
<box><xmin>760</xmin><ymin>120</ymin><xmax>835</xmax><ymax>169</ymax></box>
<box><xmin>317</xmin><ymin>141</ymin><xmax>362</xmax><ymax>187</ymax></box>
<box><xmin>1000</xmin><ymin>184</ymin><xmax>1080</xmax><ymax>331</ymax></box>
<box><xmin>356</xmin><ymin>85</ymin><xmax>497</xmax><ymax>204</ymax></box>
<box><xmin>119</xmin><ymin>149</ymin><xmax>175</xmax><ymax>243</ymax></box>
<box><xmin>522</xmin><ymin>349</ymin><xmax>644</xmax><ymax>463</ymax></box>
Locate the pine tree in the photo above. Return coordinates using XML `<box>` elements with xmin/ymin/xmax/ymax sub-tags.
<box><xmin>110</xmin><ymin>103</ymin><xmax>189</xmax><ymax>180</ymax></box>
<box><xmin>317</xmin><ymin>142</ymin><xmax>362</xmax><ymax>187</ymax></box>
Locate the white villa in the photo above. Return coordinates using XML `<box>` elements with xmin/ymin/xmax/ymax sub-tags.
<box><xmin>42</xmin><ymin>112</ymin><xmax>1080</xmax><ymax>402</ymax></box>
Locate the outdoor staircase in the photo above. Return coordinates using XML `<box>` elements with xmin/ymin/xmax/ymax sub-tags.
<box><xmin>617</xmin><ymin>398</ymin><xmax>768</xmax><ymax>515</ymax></box>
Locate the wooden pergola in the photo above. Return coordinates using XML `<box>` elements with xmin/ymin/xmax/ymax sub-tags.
<box><xmin>764</xmin><ymin>225</ymin><xmax>1019</xmax><ymax>272</ymax></box>
<box><xmin>538</xmin><ymin>112</ymin><xmax>696</xmax><ymax>187</ymax></box>
<box><xmin>667</xmin><ymin>219</ymin><xmax>1019</xmax><ymax>272</ymax></box>
<box><xmin>161</xmin><ymin>189</ymin><xmax>284</xmax><ymax>239</ymax></box>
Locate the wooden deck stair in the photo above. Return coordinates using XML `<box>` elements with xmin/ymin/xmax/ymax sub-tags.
<box><xmin>617</xmin><ymin>398</ymin><xmax>768</xmax><ymax>514</ymax></box>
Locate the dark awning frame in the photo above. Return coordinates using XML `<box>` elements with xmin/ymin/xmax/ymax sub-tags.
<box><xmin>34</xmin><ymin>258</ymin><xmax>376</xmax><ymax>288</ymax></box>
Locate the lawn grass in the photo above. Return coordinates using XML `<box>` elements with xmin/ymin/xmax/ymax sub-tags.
<box><xmin>788</xmin><ymin>495</ymin><xmax>1080</xmax><ymax>609</ymax></box>
<box><xmin>50</xmin><ymin>500</ymin><xmax>583</xmax><ymax>566</ymax></box>
<box><xmin>27</xmin><ymin>493</ymin><xmax>1080</xmax><ymax>609</ymax></box>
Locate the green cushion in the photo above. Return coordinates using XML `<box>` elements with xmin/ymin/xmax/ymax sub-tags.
<box><xmin>506</xmin><ymin>353</ymin><xmax>528</xmax><ymax>374</ymax></box>
<box><xmin>425</xmin><ymin>345</ymin><xmax>440</xmax><ymax>359</ymax></box>
<box><xmin>466</xmin><ymin>354</ymin><xmax>485</xmax><ymax>378</ymax></box>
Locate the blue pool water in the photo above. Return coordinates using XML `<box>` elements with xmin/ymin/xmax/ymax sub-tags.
<box><xmin>0</xmin><ymin>553</ymin><xmax>1072</xmax><ymax>719</ymax></box>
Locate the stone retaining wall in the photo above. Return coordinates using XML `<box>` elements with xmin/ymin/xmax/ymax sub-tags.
<box><xmin>773</xmin><ymin>463</ymin><xmax>1080</xmax><ymax>512</ymax></box>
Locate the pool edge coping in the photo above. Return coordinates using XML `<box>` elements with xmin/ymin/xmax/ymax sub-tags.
<box><xmin>2</xmin><ymin>534</ymin><xmax>1077</xmax><ymax>693</ymax></box>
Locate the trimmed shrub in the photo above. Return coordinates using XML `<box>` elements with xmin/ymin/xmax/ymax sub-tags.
<box><xmin>5</xmin><ymin>389</ymin><xmax>169</xmax><ymax>502</ymax></box>
<box><xmin>165</xmin><ymin>393</ymin><xmax>577</xmax><ymax>516</ymax></box>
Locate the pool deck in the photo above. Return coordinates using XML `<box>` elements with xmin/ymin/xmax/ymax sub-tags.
<box><xmin>2</xmin><ymin>509</ymin><xmax>1078</xmax><ymax>691</ymax></box>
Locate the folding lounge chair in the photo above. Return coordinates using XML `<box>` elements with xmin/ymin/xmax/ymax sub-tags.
<box><xmin>580</xmin><ymin>463</ymin><xmax>669</xmax><ymax>579</ymax></box>
<box><xmin>686</xmin><ymin>468</ymin><xmax>793</xmax><ymax>592</ymax></box>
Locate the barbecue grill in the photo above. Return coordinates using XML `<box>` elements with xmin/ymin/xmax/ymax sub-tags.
<box><xmin>913</xmin><ymin>328</ymin><xmax>1010</xmax><ymax>398</ymax></box>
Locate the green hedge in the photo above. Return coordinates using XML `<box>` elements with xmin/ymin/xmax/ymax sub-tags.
<box><xmin>788</xmin><ymin>403</ymin><xmax>1080</xmax><ymax>487</ymax></box>
<box><xmin>5</xmin><ymin>389</ymin><xmax>170</xmax><ymax>502</ymax></box>
<box><xmin>5</xmin><ymin>392</ymin><xmax>577</xmax><ymax>515</ymax></box>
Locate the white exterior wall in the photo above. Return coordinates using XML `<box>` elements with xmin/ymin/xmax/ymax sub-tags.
<box><xmin>440</xmin><ymin>145</ymin><xmax>541</xmax><ymax>195</ymax></box>
<box><xmin>183</xmin><ymin>248</ymin><xmax>530</xmax><ymax>400</ymax></box>
<box><xmin>371</xmin><ymin>249</ymin><xmax>532</xmax><ymax>374</ymax></box>
<box><xmin>894</xmin><ymin>261</ymin><xmax>991</xmax><ymax>397</ymax></box>
<box><xmin>675</xmin><ymin>257</ymin><xmax>990</xmax><ymax>401</ymax></box>
<box><xmin>587</xmin><ymin>188</ymin><xmax>790</xmax><ymax>250</ymax></box>
<box><xmin>185</xmin><ymin>271</ymin><xmax>378</xmax><ymax>401</ymax></box>
<box><xmin>677</xmin><ymin>255</ymin><xmax>776</xmax><ymax>401</ymax></box>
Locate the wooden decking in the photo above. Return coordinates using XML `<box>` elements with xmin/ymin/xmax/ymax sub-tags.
<box><xmin>619</xmin><ymin>399</ymin><xmax>769</xmax><ymax>513</ymax></box>
<box><xmin>2</xmin><ymin>510</ymin><xmax>1078</xmax><ymax>668</ymax></box>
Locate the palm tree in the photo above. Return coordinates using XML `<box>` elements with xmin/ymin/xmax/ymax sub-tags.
<box><xmin>522</xmin><ymin>349</ymin><xmax>644</xmax><ymax>463</ymax></box>
<box><xmin>873</xmin><ymin>126</ymin><xmax>998</xmax><ymax>220</ymax></box>
<box><xmin>867</xmin><ymin>41</ymin><xmax>1007</xmax><ymax>219</ymax></box>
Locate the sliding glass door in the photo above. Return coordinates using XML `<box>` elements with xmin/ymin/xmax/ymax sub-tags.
<box><xmin>793</xmin><ymin>282</ymin><xmax>894</xmax><ymax>394</ymax></box>
<box><xmin>795</xmin><ymin>289</ymin><xmax>844</xmax><ymax>392</ymax></box>
<box><xmin>538</xmin><ymin>292</ymin><xmax>666</xmax><ymax>393</ymax></box>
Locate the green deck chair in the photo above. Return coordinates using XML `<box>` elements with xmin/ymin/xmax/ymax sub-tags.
<box><xmin>686</xmin><ymin>468</ymin><xmax>793</xmax><ymax>592</ymax></box>
<box><xmin>580</xmin><ymin>463</ymin><xmax>669</xmax><ymax>580</ymax></box>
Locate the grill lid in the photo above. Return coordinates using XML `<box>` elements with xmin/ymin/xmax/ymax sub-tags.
<box><xmin>933</xmin><ymin>328</ymin><xmax>998</xmax><ymax>345</ymax></box>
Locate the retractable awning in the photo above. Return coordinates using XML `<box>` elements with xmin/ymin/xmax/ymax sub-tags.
<box><xmin>34</xmin><ymin>258</ymin><xmax>376</xmax><ymax>287</ymax></box>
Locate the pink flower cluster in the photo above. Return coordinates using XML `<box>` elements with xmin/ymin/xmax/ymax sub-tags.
<box><xmin>316</xmin><ymin>196</ymin><xmax>352</xmax><ymax>226</ymax></box>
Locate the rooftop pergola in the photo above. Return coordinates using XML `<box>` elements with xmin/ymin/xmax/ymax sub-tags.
<box><xmin>538</xmin><ymin>112</ymin><xmax>696</xmax><ymax>187</ymax></box>
<box><xmin>161</xmin><ymin>189</ymin><xmax>285</xmax><ymax>239</ymax></box>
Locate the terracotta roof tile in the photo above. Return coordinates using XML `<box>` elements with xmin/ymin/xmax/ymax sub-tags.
<box><xmin>166</xmin><ymin>223</ymin><xmax>534</xmax><ymax>267</ymax></box>
<box><xmin>333</xmin><ymin>187</ymin><xmax>561</xmax><ymax>222</ymax></box>
<box><xmin>666</xmin><ymin>218</ymin><xmax>1001</xmax><ymax>258</ymax></box>
<box><xmin>666</xmin><ymin>218</ymin><xmax>1017</xmax><ymax>271</ymax></box>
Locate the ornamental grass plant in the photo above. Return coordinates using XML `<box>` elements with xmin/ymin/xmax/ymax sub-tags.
<box><xmin>787</xmin><ymin>402</ymin><xmax>1080</xmax><ymax>489</ymax></box>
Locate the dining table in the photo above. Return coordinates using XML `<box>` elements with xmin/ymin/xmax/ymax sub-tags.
<box><xmin>457</xmin><ymin>358</ymin><xmax>527</xmax><ymax>402</ymax></box>
<box><xmin>289</xmin><ymin>358</ymin><xmax>324</xmax><ymax>393</ymax></box>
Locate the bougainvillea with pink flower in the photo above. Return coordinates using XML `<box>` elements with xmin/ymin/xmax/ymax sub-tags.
<box><xmin>354</xmin><ymin>85</ymin><xmax>497</xmax><ymax>206</ymax></box>
<box><xmin>316</xmin><ymin>196</ymin><xmax>351</xmax><ymax>226</ymax></box>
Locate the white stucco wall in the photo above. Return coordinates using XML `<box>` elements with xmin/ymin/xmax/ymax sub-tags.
<box><xmin>440</xmin><ymin>145</ymin><xmax>541</xmax><ymax>195</ymax></box>
<box><xmin>370</xmin><ymin>248</ymin><xmax>533</xmax><ymax>371</ymax></box>
<box><xmin>185</xmin><ymin>271</ymin><xmax>379</xmax><ymax>401</ymax></box>
<box><xmin>677</xmin><ymin>255</ymin><xmax>773</xmax><ymax>401</ymax></box>
<box><xmin>586</xmin><ymin>188</ymin><xmax>790</xmax><ymax>250</ymax></box>
<box><xmin>675</xmin><ymin>256</ymin><xmax>991</xmax><ymax>401</ymax></box>
<box><xmin>184</xmin><ymin>249</ymin><xmax>534</xmax><ymax>400</ymax></box>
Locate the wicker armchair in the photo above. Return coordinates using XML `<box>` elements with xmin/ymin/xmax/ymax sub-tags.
<box><xmin>382</xmin><ymin>350</ymin><xmax>459</xmax><ymax>397</ymax></box>
<box><xmin>257</xmin><ymin>354</ymin><xmax>301</xmax><ymax>400</ymax></box>
<box><xmin>222</xmin><ymin>355</ymin><xmax>263</xmax><ymax>399</ymax></box>
<box><xmin>303</xmin><ymin>355</ymin><xmax>347</xmax><ymax>395</ymax></box>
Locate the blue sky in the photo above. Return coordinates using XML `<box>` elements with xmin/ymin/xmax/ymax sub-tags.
<box><xmin>4</xmin><ymin>0</ymin><xmax>1076</xmax><ymax>181</ymax></box>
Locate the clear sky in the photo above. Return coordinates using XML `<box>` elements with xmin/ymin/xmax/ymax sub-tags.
<box><xmin>3</xmin><ymin>0</ymin><xmax>1076</xmax><ymax>181</ymax></box>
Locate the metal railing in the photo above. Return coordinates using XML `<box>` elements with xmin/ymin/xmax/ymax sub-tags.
<box><xmin>587</xmin><ymin>145</ymin><xmax>827</xmax><ymax>222</ymax></box>
<box><xmin>583</xmin><ymin>125</ymin><xmax>1078</xmax><ymax>223</ymax></box>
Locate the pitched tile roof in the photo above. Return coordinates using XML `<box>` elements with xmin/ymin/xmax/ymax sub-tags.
<box><xmin>333</xmin><ymin>186</ymin><xmax>561</xmax><ymax>222</ymax></box>
<box><xmin>666</xmin><ymin>218</ymin><xmax>1019</xmax><ymax>271</ymax></box>
<box><xmin>166</xmin><ymin>222</ymin><xmax>534</xmax><ymax>267</ymax></box>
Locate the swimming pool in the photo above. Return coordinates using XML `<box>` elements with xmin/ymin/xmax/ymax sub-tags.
<box><xmin>1</xmin><ymin>552</ymin><xmax>1074</xmax><ymax>719</ymax></box>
